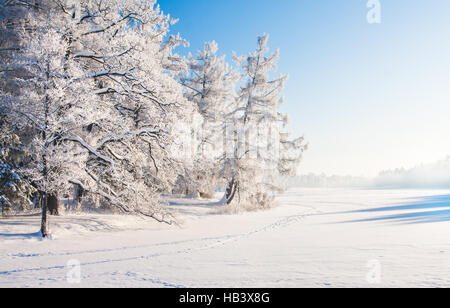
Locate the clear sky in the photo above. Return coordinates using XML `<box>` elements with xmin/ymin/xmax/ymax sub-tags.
<box><xmin>158</xmin><ymin>0</ymin><xmax>450</xmax><ymax>177</ymax></box>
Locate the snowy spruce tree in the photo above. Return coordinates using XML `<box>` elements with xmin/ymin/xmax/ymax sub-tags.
<box><xmin>0</xmin><ymin>118</ymin><xmax>32</xmax><ymax>217</ymax></box>
<box><xmin>178</xmin><ymin>41</ymin><xmax>237</xmax><ymax>198</ymax></box>
<box><xmin>222</xmin><ymin>34</ymin><xmax>307</xmax><ymax>209</ymax></box>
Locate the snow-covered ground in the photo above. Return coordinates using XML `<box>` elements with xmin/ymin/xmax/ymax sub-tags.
<box><xmin>2</xmin><ymin>188</ymin><xmax>450</xmax><ymax>288</ymax></box>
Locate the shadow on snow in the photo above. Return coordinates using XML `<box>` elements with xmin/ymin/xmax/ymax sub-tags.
<box><xmin>339</xmin><ymin>194</ymin><xmax>450</xmax><ymax>224</ymax></box>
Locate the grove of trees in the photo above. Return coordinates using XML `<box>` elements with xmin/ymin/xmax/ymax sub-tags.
<box><xmin>0</xmin><ymin>0</ymin><xmax>307</xmax><ymax>237</ymax></box>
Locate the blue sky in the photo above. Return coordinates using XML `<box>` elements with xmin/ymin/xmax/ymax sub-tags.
<box><xmin>158</xmin><ymin>0</ymin><xmax>450</xmax><ymax>176</ymax></box>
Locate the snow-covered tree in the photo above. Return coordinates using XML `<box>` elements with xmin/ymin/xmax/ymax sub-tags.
<box><xmin>0</xmin><ymin>0</ymin><xmax>39</xmax><ymax>217</ymax></box>
<box><xmin>178</xmin><ymin>41</ymin><xmax>237</xmax><ymax>198</ymax></box>
<box><xmin>2</xmin><ymin>0</ymin><xmax>190</xmax><ymax>235</ymax></box>
<box><xmin>58</xmin><ymin>0</ymin><xmax>189</xmax><ymax>224</ymax></box>
<box><xmin>0</xmin><ymin>1</ymin><xmax>37</xmax><ymax>120</ymax></box>
<box><xmin>0</xmin><ymin>117</ymin><xmax>33</xmax><ymax>216</ymax></box>
<box><xmin>222</xmin><ymin>34</ymin><xmax>307</xmax><ymax>209</ymax></box>
<box><xmin>4</xmin><ymin>3</ymin><xmax>97</xmax><ymax>236</ymax></box>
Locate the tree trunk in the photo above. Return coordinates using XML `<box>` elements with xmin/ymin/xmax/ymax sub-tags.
<box><xmin>74</xmin><ymin>184</ymin><xmax>84</xmax><ymax>211</ymax></box>
<box><xmin>47</xmin><ymin>193</ymin><xmax>59</xmax><ymax>216</ymax></box>
<box><xmin>225</xmin><ymin>179</ymin><xmax>238</xmax><ymax>205</ymax></box>
<box><xmin>41</xmin><ymin>60</ymin><xmax>50</xmax><ymax>237</ymax></box>
<box><xmin>33</xmin><ymin>191</ymin><xmax>42</xmax><ymax>209</ymax></box>
<box><xmin>40</xmin><ymin>192</ymin><xmax>48</xmax><ymax>238</ymax></box>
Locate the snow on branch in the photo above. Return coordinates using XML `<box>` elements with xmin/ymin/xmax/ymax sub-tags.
<box><xmin>82</xmin><ymin>12</ymin><xmax>138</xmax><ymax>36</ymax></box>
<box><xmin>63</xmin><ymin>135</ymin><xmax>115</xmax><ymax>166</ymax></box>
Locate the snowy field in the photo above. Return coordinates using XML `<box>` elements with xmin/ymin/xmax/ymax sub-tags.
<box><xmin>2</xmin><ymin>188</ymin><xmax>450</xmax><ymax>288</ymax></box>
